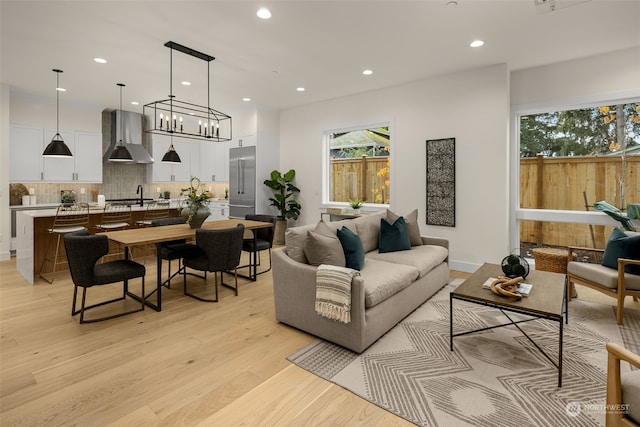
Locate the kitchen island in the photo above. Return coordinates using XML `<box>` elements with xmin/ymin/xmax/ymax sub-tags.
<box><xmin>16</xmin><ymin>203</ymin><xmax>181</xmax><ymax>284</ymax></box>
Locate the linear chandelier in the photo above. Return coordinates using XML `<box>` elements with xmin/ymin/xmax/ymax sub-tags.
<box><xmin>144</xmin><ymin>41</ymin><xmax>232</xmax><ymax>144</ymax></box>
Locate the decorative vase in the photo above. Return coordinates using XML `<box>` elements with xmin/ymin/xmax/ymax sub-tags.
<box><xmin>274</xmin><ymin>219</ymin><xmax>287</xmax><ymax>245</ymax></box>
<box><xmin>353</xmin><ymin>208</ymin><xmax>361</xmax><ymax>214</ymax></box>
<box><xmin>181</xmin><ymin>205</ymin><xmax>210</xmax><ymax>229</ymax></box>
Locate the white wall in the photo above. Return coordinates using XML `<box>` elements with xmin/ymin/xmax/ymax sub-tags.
<box><xmin>511</xmin><ymin>46</ymin><xmax>640</xmax><ymax>106</ymax></box>
<box><xmin>0</xmin><ymin>84</ymin><xmax>10</xmax><ymax>260</ymax></box>
<box><xmin>280</xmin><ymin>64</ymin><xmax>510</xmax><ymax>272</ymax></box>
<box><xmin>9</xmin><ymin>92</ymin><xmax>103</xmax><ymax>131</ymax></box>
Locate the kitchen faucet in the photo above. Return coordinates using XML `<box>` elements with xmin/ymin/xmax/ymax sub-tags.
<box><xmin>136</xmin><ymin>185</ymin><xmax>143</xmax><ymax>207</ymax></box>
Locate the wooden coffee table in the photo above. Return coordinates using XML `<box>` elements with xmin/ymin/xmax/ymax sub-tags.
<box><xmin>450</xmin><ymin>262</ymin><xmax>568</xmax><ymax>387</ymax></box>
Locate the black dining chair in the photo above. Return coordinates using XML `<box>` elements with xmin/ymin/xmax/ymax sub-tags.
<box><xmin>182</xmin><ymin>224</ymin><xmax>245</xmax><ymax>302</ymax></box>
<box><xmin>64</xmin><ymin>230</ymin><xmax>146</xmax><ymax>323</ymax></box>
<box><xmin>150</xmin><ymin>217</ymin><xmax>202</xmax><ymax>289</ymax></box>
<box><xmin>242</xmin><ymin>214</ymin><xmax>277</xmax><ymax>276</ymax></box>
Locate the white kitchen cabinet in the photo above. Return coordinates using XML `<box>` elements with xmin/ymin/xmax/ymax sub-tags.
<box><xmin>205</xmin><ymin>200</ymin><xmax>229</xmax><ymax>222</ymax></box>
<box><xmin>9</xmin><ymin>125</ymin><xmax>43</xmax><ymax>182</ymax></box>
<box><xmin>199</xmin><ymin>141</ymin><xmax>229</xmax><ymax>182</ymax></box>
<box><xmin>150</xmin><ymin>137</ymin><xmax>192</xmax><ymax>182</ymax></box>
<box><xmin>10</xmin><ymin>125</ymin><xmax>102</xmax><ymax>183</ymax></box>
<box><xmin>43</xmin><ymin>129</ymin><xmax>102</xmax><ymax>182</ymax></box>
<box><xmin>74</xmin><ymin>132</ymin><xmax>103</xmax><ymax>182</ymax></box>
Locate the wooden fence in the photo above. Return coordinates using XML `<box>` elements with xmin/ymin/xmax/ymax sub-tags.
<box><xmin>330</xmin><ymin>154</ymin><xmax>638</xmax><ymax>248</ymax></box>
<box><xmin>520</xmin><ymin>155</ymin><xmax>639</xmax><ymax>248</ymax></box>
<box><xmin>331</xmin><ymin>156</ymin><xmax>390</xmax><ymax>203</ymax></box>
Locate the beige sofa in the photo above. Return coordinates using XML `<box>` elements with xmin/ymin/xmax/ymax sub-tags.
<box><xmin>272</xmin><ymin>210</ymin><xmax>449</xmax><ymax>353</ymax></box>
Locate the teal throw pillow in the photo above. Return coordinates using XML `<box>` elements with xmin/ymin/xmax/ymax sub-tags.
<box><xmin>601</xmin><ymin>228</ymin><xmax>640</xmax><ymax>275</ymax></box>
<box><xmin>337</xmin><ymin>226</ymin><xmax>365</xmax><ymax>270</ymax></box>
<box><xmin>378</xmin><ymin>217</ymin><xmax>411</xmax><ymax>253</ymax></box>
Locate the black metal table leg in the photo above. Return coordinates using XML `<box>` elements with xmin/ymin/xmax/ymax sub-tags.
<box><xmin>449</xmin><ymin>292</ymin><xmax>454</xmax><ymax>351</ymax></box>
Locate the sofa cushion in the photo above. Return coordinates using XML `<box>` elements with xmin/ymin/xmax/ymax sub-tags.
<box><xmin>354</xmin><ymin>210</ymin><xmax>387</xmax><ymax>253</ymax></box>
<box><xmin>568</xmin><ymin>261</ymin><xmax>640</xmax><ymax>291</ymax></box>
<box><xmin>359</xmin><ymin>259</ymin><xmax>420</xmax><ymax>308</ymax></box>
<box><xmin>379</xmin><ymin>217</ymin><xmax>411</xmax><ymax>253</ymax></box>
<box><xmin>388</xmin><ymin>209</ymin><xmax>423</xmax><ymax>246</ymax></box>
<box><xmin>367</xmin><ymin>244</ymin><xmax>449</xmax><ymax>278</ymax></box>
<box><xmin>337</xmin><ymin>226</ymin><xmax>365</xmax><ymax>270</ymax></box>
<box><xmin>622</xmin><ymin>369</ymin><xmax>640</xmax><ymax>423</ymax></box>
<box><xmin>285</xmin><ymin>223</ymin><xmax>316</xmax><ymax>264</ymax></box>
<box><xmin>601</xmin><ymin>228</ymin><xmax>640</xmax><ymax>274</ymax></box>
<box><xmin>303</xmin><ymin>222</ymin><xmax>346</xmax><ymax>267</ymax></box>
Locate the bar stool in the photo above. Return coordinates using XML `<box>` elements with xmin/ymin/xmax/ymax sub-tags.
<box><xmin>95</xmin><ymin>203</ymin><xmax>132</xmax><ymax>260</ymax></box>
<box><xmin>95</xmin><ymin>203</ymin><xmax>132</xmax><ymax>232</ymax></box>
<box><xmin>135</xmin><ymin>200</ymin><xmax>170</xmax><ymax>228</ymax></box>
<box><xmin>39</xmin><ymin>203</ymin><xmax>90</xmax><ymax>284</ymax></box>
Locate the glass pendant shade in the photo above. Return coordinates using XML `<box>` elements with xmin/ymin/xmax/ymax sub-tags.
<box><xmin>109</xmin><ymin>143</ymin><xmax>133</xmax><ymax>162</ymax></box>
<box><xmin>43</xmin><ymin>133</ymin><xmax>73</xmax><ymax>157</ymax></box>
<box><xmin>162</xmin><ymin>144</ymin><xmax>181</xmax><ymax>163</ymax></box>
<box><xmin>43</xmin><ymin>69</ymin><xmax>73</xmax><ymax>157</ymax></box>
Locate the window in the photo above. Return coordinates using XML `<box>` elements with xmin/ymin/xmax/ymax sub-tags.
<box><xmin>323</xmin><ymin>123</ymin><xmax>391</xmax><ymax>206</ymax></box>
<box><xmin>515</xmin><ymin>99</ymin><xmax>640</xmax><ymax>254</ymax></box>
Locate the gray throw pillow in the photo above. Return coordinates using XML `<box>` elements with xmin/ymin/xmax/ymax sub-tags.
<box><xmin>387</xmin><ymin>209</ymin><xmax>423</xmax><ymax>246</ymax></box>
<box><xmin>303</xmin><ymin>221</ymin><xmax>346</xmax><ymax>267</ymax></box>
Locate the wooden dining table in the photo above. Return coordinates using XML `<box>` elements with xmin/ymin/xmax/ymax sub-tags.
<box><xmin>104</xmin><ymin>219</ymin><xmax>274</xmax><ymax>311</ymax></box>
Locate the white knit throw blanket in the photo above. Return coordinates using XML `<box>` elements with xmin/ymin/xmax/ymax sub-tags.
<box><xmin>315</xmin><ymin>264</ymin><xmax>360</xmax><ymax>324</ymax></box>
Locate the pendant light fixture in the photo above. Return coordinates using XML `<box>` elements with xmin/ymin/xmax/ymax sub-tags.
<box><xmin>144</xmin><ymin>41</ymin><xmax>232</xmax><ymax>143</ymax></box>
<box><xmin>161</xmin><ymin>139</ymin><xmax>181</xmax><ymax>163</ymax></box>
<box><xmin>43</xmin><ymin>69</ymin><xmax>73</xmax><ymax>157</ymax></box>
<box><xmin>108</xmin><ymin>83</ymin><xmax>134</xmax><ymax>162</ymax></box>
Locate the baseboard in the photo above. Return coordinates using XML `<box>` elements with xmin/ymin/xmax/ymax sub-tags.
<box><xmin>449</xmin><ymin>260</ymin><xmax>480</xmax><ymax>274</ymax></box>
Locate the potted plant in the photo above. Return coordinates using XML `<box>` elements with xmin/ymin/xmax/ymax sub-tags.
<box><xmin>348</xmin><ymin>198</ymin><xmax>364</xmax><ymax>214</ymax></box>
<box><xmin>264</xmin><ymin>169</ymin><xmax>301</xmax><ymax>245</ymax></box>
<box><xmin>179</xmin><ymin>176</ymin><xmax>211</xmax><ymax>228</ymax></box>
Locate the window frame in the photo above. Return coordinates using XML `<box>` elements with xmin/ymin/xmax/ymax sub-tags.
<box><xmin>509</xmin><ymin>93</ymin><xmax>640</xmax><ymax>253</ymax></box>
<box><xmin>321</xmin><ymin>120</ymin><xmax>394</xmax><ymax>210</ymax></box>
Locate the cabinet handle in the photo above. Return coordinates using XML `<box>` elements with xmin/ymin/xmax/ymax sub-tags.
<box><xmin>41</xmin><ymin>172</ymin><xmax>43</xmax><ymax>181</ymax></box>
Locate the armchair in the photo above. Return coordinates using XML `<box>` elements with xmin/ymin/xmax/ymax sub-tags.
<box><xmin>606</xmin><ymin>342</ymin><xmax>640</xmax><ymax>426</ymax></box>
<box><xmin>567</xmin><ymin>246</ymin><xmax>640</xmax><ymax>325</ymax></box>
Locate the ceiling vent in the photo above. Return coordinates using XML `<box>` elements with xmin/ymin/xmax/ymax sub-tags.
<box><xmin>534</xmin><ymin>0</ymin><xmax>591</xmax><ymax>14</ymax></box>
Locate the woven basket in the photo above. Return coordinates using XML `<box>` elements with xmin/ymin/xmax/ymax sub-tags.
<box><xmin>532</xmin><ymin>247</ymin><xmax>569</xmax><ymax>274</ymax></box>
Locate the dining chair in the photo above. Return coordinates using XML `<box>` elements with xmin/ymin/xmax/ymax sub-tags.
<box><xmin>241</xmin><ymin>214</ymin><xmax>277</xmax><ymax>276</ymax></box>
<box><xmin>39</xmin><ymin>203</ymin><xmax>90</xmax><ymax>283</ymax></box>
<box><xmin>64</xmin><ymin>230</ymin><xmax>145</xmax><ymax>323</ymax></box>
<box><xmin>606</xmin><ymin>342</ymin><xmax>640</xmax><ymax>426</ymax></box>
<box><xmin>150</xmin><ymin>217</ymin><xmax>202</xmax><ymax>289</ymax></box>
<box><xmin>182</xmin><ymin>224</ymin><xmax>245</xmax><ymax>302</ymax></box>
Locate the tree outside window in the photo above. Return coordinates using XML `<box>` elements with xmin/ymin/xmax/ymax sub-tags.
<box><xmin>518</xmin><ymin>101</ymin><xmax>639</xmax><ymax>252</ymax></box>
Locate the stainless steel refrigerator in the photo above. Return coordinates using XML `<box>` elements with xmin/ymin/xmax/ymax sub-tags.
<box><xmin>228</xmin><ymin>146</ymin><xmax>256</xmax><ymax>218</ymax></box>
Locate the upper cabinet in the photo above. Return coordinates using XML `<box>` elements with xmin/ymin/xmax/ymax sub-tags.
<box><xmin>199</xmin><ymin>141</ymin><xmax>229</xmax><ymax>182</ymax></box>
<box><xmin>149</xmin><ymin>136</ymin><xmax>193</xmax><ymax>182</ymax></box>
<box><xmin>9</xmin><ymin>125</ymin><xmax>102</xmax><ymax>183</ymax></box>
<box><xmin>9</xmin><ymin>125</ymin><xmax>44</xmax><ymax>182</ymax></box>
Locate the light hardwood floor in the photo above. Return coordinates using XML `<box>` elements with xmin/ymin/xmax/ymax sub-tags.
<box><xmin>1</xmin><ymin>256</ymin><xmax>637</xmax><ymax>426</ymax></box>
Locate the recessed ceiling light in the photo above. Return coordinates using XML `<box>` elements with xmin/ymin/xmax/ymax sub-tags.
<box><xmin>181</xmin><ymin>81</ymin><xmax>191</xmax><ymax>86</ymax></box>
<box><xmin>257</xmin><ymin>8</ymin><xmax>271</xmax><ymax>19</ymax></box>
<box><xmin>362</xmin><ymin>69</ymin><xmax>373</xmax><ymax>76</ymax></box>
<box><xmin>296</xmin><ymin>87</ymin><xmax>305</xmax><ymax>92</ymax></box>
<box><xmin>56</xmin><ymin>87</ymin><xmax>66</xmax><ymax>92</ymax></box>
<box><xmin>131</xmin><ymin>101</ymin><xmax>139</xmax><ymax>105</ymax></box>
<box><xmin>470</xmin><ymin>40</ymin><xmax>485</xmax><ymax>48</ymax></box>
<box><xmin>94</xmin><ymin>57</ymin><xmax>107</xmax><ymax>64</ymax></box>
<box><xmin>242</xmin><ymin>97</ymin><xmax>251</xmax><ymax>102</ymax></box>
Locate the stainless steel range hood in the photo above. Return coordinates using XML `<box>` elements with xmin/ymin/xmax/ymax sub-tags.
<box><xmin>103</xmin><ymin>110</ymin><xmax>154</xmax><ymax>164</ymax></box>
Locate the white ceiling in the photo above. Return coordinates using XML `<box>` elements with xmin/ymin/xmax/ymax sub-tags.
<box><xmin>2</xmin><ymin>0</ymin><xmax>639</xmax><ymax>114</ymax></box>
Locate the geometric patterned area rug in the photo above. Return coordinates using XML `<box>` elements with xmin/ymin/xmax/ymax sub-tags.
<box><xmin>287</xmin><ymin>279</ymin><xmax>640</xmax><ymax>427</ymax></box>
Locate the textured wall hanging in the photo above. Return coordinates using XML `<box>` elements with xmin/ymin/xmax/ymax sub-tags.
<box><xmin>425</xmin><ymin>138</ymin><xmax>455</xmax><ymax>227</ymax></box>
